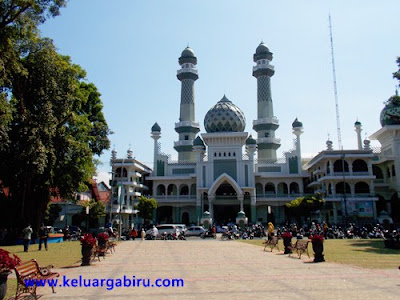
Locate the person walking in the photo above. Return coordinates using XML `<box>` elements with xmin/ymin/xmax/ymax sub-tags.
<box><xmin>141</xmin><ymin>228</ymin><xmax>146</xmax><ymax>240</ymax></box>
<box><xmin>38</xmin><ymin>223</ymin><xmax>48</xmax><ymax>251</ymax></box>
<box><xmin>267</xmin><ymin>222</ymin><xmax>274</xmax><ymax>240</ymax></box>
<box><xmin>22</xmin><ymin>224</ymin><xmax>33</xmax><ymax>252</ymax></box>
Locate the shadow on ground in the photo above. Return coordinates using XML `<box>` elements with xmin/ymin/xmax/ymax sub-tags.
<box><xmin>348</xmin><ymin>239</ymin><xmax>400</xmax><ymax>254</ymax></box>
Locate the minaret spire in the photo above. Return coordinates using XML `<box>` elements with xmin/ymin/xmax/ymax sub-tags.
<box><xmin>252</xmin><ymin>42</ymin><xmax>281</xmax><ymax>162</ymax></box>
<box><xmin>174</xmin><ymin>46</ymin><xmax>200</xmax><ymax>162</ymax></box>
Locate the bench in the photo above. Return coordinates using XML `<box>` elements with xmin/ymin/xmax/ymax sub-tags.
<box><xmin>92</xmin><ymin>244</ymin><xmax>108</xmax><ymax>261</ymax></box>
<box><xmin>263</xmin><ymin>236</ymin><xmax>280</xmax><ymax>252</ymax></box>
<box><xmin>288</xmin><ymin>239</ymin><xmax>310</xmax><ymax>259</ymax></box>
<box><xmin>14</xmin><ymin>259</ymin><xmax>59</xmax><ymax>299</ymax></box>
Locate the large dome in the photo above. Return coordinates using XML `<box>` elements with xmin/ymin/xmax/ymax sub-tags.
<box><xmin>380</xmin><ymin>96</ymin><xmax>400</xmax><ymax>126</ymax></box>
<box><xmin>204</xmin><ymin>95</ymin><xmax>246</xmax><ymax>133</ymax></box>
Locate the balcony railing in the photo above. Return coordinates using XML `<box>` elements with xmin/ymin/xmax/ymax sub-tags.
<box><xmin>252</xmin><ymin>117</ymin><xmax>279</xmax><ymax>126</ymax></box>
<box><xmin>257</xmin><ymin>137</ymin><xmax>281</xmax><ymax>144</ymax></box>
<box><xmin>174</xmin><ymin>140</ymin><xmax>194</xmax><ymax>147</ymax></box>
<box><xmin>175</xmin><ymin>121</ymin><xmax>200</xmax><ymax>129</ymax></box>
<box><xmin>253</xmin><ymin>64</ymin><xmax>275</xmax><ymax>72</ymax></box>
<box><xmin>177</xmin><ymin>68</ymin><xmax>198</xmax><ymax>75</ymax></box>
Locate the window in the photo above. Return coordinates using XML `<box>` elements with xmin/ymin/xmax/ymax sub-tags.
<box><xmin>265</xmin><ymin>132</ymin><xmax>270</xmax><ymax>137</ymax></box>
<box><xmin>184</xmin><ymin>135</ymin><xmax>189</xmax><ymax>140</ymax></box>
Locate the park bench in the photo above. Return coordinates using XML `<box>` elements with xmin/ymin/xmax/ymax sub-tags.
<box><xmin>263</xmin><ymin>236</ymin><xmax>280</xmax><ymax>252</ymax></box>
<box><xmin>288</xmin><ymin>239</ymin><xmax>310</xmax><ymax>259</ymax></box>
<box><xmin>14</xmin><ymin>259</ymin><xmax>59</xmax><ymax>299</ymax></box>
<box><xmin>92</xmin><ymin>244</ymin><xmax>107</xmax><ymax>261</ymax></box>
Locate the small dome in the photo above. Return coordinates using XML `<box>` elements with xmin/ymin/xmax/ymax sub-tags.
<box><xmin>181</xmin><ymin>46</ymin><xmax>195</xmax><ymax>58</ymax></box>
<box><xmin>256</xmin><ymin>42</ymin><xmax>269</xmax><ymax>54</ymax></box>
<box><xmin>204</xmin><ymin>95</ymin><xmax>246</xmax><ymax>133</ymax></box>
<box><xmin>193</xmin><ymin>136</ymin><xmax>205</xmax><ymax>148</ymax></box>
<box><xmin>246</xmin><ymin>135</ymin><xmax>257</xmax><ymax>145</ymax></box>
<box><xmin>354</xmin><ymin>120</ymin><xmax>361</xmax><ymax>126</ymax></box>
<box><xmin>292</xmin><ymin>118</ymin><xmax>303</xmax><ymax>128</ymax></box>
<box><xmin>380</xmin><ymin>96</ymin><xmax>400</xmax><ymax>126</ymax></box>
<box><xmin>151</xmin><ymin>122</ymin><xmax>161</xmax><ymax>132</ymax></box>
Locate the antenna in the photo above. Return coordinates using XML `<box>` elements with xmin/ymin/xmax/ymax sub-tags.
<box><xmin>329</xmin><ymin>13</ymin><xmax>342</xmax><ymax>149</ymax></box>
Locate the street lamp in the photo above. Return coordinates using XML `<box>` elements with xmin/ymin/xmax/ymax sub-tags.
<box><xmin>341</xmin><ymin>153</ymin><xmax>348</xmax><ymax>225</ymax></box>
<box><xmin>86</xmin><ymin>205</ymin><xmax>90</xmax><ymax>233</ymax></box>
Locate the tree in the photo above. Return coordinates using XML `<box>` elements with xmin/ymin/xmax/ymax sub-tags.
<box><xmin>0</xmin><ymin>38</ymin><xmax>110</xmax><ymax>230</ymax></box>
<box><xmin>137</xmin><ymin>196</ymin><xmax>158</xmax><ymax>225</ymax></box>
<box><xmin>80</xmin><ymin>199</ymin><xmax>106</xmax><ymax>229</ymax></box>
<box><xmin>285</xmin><ymin>193</ymin><xmax>325</xmax><ymax>224</ymax></box>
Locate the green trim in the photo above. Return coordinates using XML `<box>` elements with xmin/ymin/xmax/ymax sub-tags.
<box><xmin>251</xmin><ymin>205</ymin><xmax>257</xmax><ymax>223</ymax></box>
<box><xmin>252</xmin><ymin>68</ymin><xmax>274</xmax><ymax>77</ymax></box>
<box><xmin>174</xmin><ymin>145</ymin><xmax>193</xmax><ymax>152</ymax></box>
<box><xmin>253</xmin><ymin>123</ymin><xmax>279</xmax><ymax>131</ymax></box>
<box><xmin>175</xmin><ymin>126</ymin><xmax>200</xmax><ymax>134</ymax></box>
<box><xmin>177</xmin><ymin>72</ymin><xmax>198</xmax><ymax>81</ymax></box>
<box><xmin>257</xmin><ymin>143</ymin><xmax>281</xmax><ymax>150</ymax></box>
<box><xmin>172</xmin><ymin>168</ymin><xmax>195</xmax><ymax>175</ymax></box>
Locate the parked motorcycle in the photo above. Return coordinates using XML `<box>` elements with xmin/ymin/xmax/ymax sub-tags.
<box><xmin>221</xmin><ymin>231</ymin><xmax>240</xmax><ymax>241</ymax></box>
<box><xmin>200</xmin><ymin>230</ymin><xmax>216</xmax><ymax>239</ymax></box>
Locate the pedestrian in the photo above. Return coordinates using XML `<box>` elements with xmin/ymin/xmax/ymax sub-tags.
<box><xmin>141</xmin><ymin>228</ymin><xmax>146</xmax><ymax>240</ymax></box>
<box><xmin>22</xmin><ymin>224</ymin><xmax>33</xmax><ymax>252</ymax></box>
<box><xmin>38</xmin><ymin>223</ymin><xmax>48</xmax><ymax>251</ymax></box>
<box><xmin>267</xmin><ymin>222</ymin><xmax>274</xmax><ymax>240</ymax></box>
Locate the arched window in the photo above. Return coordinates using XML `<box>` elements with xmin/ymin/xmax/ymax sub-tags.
<box><xmin>256</xmin><ymin>183</ymin><xmax>263</xmax><ymax>195</ymax></box>
<box><xmin>373</xmin><ymin>165</ymin><xmax>383</xmax><ymax>179</ymax></box>
<box><xmin>392</xmin><ymin>165</ymin><xmax>396</xmax><ymax>177</ymax></box>
<box><xmin>115</xmin><ymin>168</ymin><xmax>122</xmax><ymax>177</ymax></box>
<box><xmin>355</xmin><ymin>182</ymin><xmax>370</xmax><ymax>194</ymax></box>
<box><xmin>122</xmin><ymin>168</ymin><xmax>127</xmax><ymax>177</ymax></box>
<box><xmin>265</xmin><ymin>183</ymin><xmax>275</xmax><ymax>194</ymax></box>
<box><xmin>353</xmin><ymin>159</ymin><xmax>368</xmax><ymax>172</ymax></box>
<box><xmin>277</xmin><ymin>182</ymin><xmax>288</xmax><ymax>195</ymax></box>
<box><xmin>333</xmin><ymin>159</ymin><xmax>349</xmax><ymax>173</ymax></box>
<box><xmin>290</xmin><ymin>182</ymin><xmax>300</xmax><ymax>194</ymax></box>
<box><xmin>336</xmin><ymin>182</ymin><xmax>350</xmax><ymax>194</ymax></box>
<box><xmin>167</xmin><ymin>184</ymin><xmax>177</xmax><ymax>196</ymax></box>
<box><xmin>156</xmin><ymin>185</ymin><xmax>166</xmax><ymax>196</ymax></box>
<box><xmin>326</xmin><ymin>161</ymin><xmax>330</xmax><ymax>174</ymax></box>
<box><xmin>180</xmin><ymin>184</ymin><xmax>189</xmax><ymax>195</ymax></box>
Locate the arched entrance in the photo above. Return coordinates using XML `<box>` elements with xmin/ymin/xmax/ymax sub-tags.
<box><xmin>213</xmin><ymin>183</ymin><xmax>239</xmax><ymax>224</ymax></box>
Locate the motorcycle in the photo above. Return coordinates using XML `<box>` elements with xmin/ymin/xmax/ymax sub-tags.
<box><xmin>221</xmin><ymin>231</ymin><xmax>240</xmax><ymax>241</ymax></box>
<box><xmin>200</xmin><ymin>230</ymin><xmax>216</xmax><ymax>239</ymax></box>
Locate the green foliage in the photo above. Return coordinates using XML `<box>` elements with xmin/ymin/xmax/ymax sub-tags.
<box><xmin>393</xmin><ymin>56</ymin><xmax>400</xmax><ymax>83</ymax></box>
<box><xmin>0</xmin><ymin>1</ymin><xmax>110</xmax><ymax>229</ymax></box>
<box><xmin>44</xmin><ymin>203</ymin><xmax>62</xmax><ymax>225</ymax></box>
<box><xmin>137</xmin><ymin>196</ymin><xmax>158</xmax><ymax>224</ymax></box>
<box><xmin>285</xmin><ymin>193</ymin><xmax>325</xmax><ymax>217</ymax></box>
<box><xmin>80</xmin><ymin>199</ymin><xmax>105</xmax><ymax>228</ymax></box>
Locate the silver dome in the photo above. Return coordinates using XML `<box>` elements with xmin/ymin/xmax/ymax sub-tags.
<box><xmin>204</xmin><ymin>95</ymin><xmax>246</xmax><ymax>133</ymax></box>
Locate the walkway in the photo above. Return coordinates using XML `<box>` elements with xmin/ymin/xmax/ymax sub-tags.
<box><xmin>39</xmin><ymin>239</ymin><xmax>400</xmax><ymax>300</ymax></box>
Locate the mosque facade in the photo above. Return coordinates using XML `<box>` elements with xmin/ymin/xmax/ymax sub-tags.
<box><xmin>110</xmin><ymin>43</ymin><xmax>400</xmax><ymax>227</ymax></box>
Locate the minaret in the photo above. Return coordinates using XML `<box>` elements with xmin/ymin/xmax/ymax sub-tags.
<box><xmin>354</xmin><ymin>120</ymin><xmax>362</xmax><ymax>150</ymax></box>
<box><xmin>292</xmin><ymin>118</ymin><xmax>303</xmax><ymax>173</ymax></box>
<box><xmin>252</xmin><ymin>42</ymin><xmax>281</xmax><ymax>162</ymax></box>
<box><xmin>151</xmin><ymin>122</ymin><xmax>161</xmax><ymax>175</ymax></box>
<box><xmin>174</xmin><ymin>46</ymin><xmax>200</xmax><ymax>162</ymax></box>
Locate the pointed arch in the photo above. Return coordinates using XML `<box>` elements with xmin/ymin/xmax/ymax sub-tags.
<box><xmin>208</xmin><ymin>173</ymin><xmax>243</xmax><ymax>198</ymax></box>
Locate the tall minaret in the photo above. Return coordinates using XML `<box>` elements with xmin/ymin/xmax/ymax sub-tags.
<box><xmin>174</xmin><ymin>46</ymin><xmax>200</xmax><ymax>161</ymax></box>
<box><xmin>354</xmin><ymin>120</ymin><xmax>362</xmax><ymax>150</ymax></box>
<box><xmin>252</xmin><ymin>42</ymin><xmax>281</xmax><ymax>162</ymax></box>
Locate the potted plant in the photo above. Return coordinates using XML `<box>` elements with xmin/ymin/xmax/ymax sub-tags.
<box><xmin>281</xmin><ymin>231</ymin><xmax>293</xmax><ymax>254</ymax></box>
<box><xmin>0</xmin><ymin>249</ymin><xmax>21</xmax><ymax>300</ymax></box>
<box><xmin>310</xmin><ymin>234</ymin><xmax>325</xmax><ymax>262</ymax></box>
<box><xmin>97</xmin><ymin>232</ymin><xmax>109</xmax><ymax>255</ymax></box>
<box><xmin>80</xmin><ymin>234</ymin><xmax>96</xmax><ymax>266</ymax></box>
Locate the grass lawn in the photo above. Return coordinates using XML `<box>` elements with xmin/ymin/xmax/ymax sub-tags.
<box><xmin>240</xmin><ymin>238</ymin><xmax>400</xmax><ymax>269</ymax></box>
<box><xmin>1</xmin><ymin>241</ymin><xmax>82</xmax><ymax>299</ymax></box>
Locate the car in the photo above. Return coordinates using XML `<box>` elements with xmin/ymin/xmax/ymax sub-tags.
<box><xmin>186</xmin><ymin>226</ymin><xmax>206</xmax><ymax>237</ymax></box>
<box><xmin>216</xmin><ymin>226</ymin><xmax>229</xmax><ymax>233</ymax></box>
<box><xmin>145</xmin><ymin>224</ymin><xmax>181</xmax><ymax>239</ymax></box>
<box><xmin>175</xmin><ymin>224</ymin><xmax>187</xmax><ymax>233</ymax></box>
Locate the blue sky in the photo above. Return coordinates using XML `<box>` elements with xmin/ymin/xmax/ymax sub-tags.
<box><xmin>39</xmin><ymin>0</ymin><xmax>400</xmax><ymax>180</ymax></box>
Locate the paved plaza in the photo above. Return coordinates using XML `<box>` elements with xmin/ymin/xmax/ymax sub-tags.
<box><xmin>37</xmin><ymin>239</ymin><xmax>400</xmax><ymax>300</ymax></box>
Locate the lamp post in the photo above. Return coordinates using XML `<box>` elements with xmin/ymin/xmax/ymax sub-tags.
<box><xmin>341</xmin><ymin>153</ymin><xmax>348</xmax><ymax>225</ymax></box>
<box><xmin>85</xmin><ymin>205</ymin><xmax>90</xmax><ymax>233</ymax></box>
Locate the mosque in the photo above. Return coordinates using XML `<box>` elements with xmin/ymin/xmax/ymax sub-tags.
<box><xmin>110</xmin><ymin>43</ymin><xmax>400</xmax><ymax>227</ymax></box>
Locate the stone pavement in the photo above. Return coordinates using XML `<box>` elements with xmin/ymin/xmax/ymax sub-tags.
<box><xmin>36</xmin><ymin>239</ymin><xmax>399</xmax><ymax>300</ymax></box>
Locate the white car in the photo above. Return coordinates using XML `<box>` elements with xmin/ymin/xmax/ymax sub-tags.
<box><xmin>145</xmin><ymin>224</ymin><xmax>180</xmax><ymax>239</ymax></box>
<box><xmin>186</xmin><ymin>226</ymin><xmax>206</xmax><ymax>237</ymax></box>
